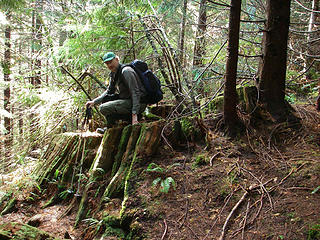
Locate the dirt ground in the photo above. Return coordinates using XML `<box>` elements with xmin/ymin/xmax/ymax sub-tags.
<box><xmin>1</xmin><ymin>104</ymin><xmax>320</xmax><ymax>240</ymax></box>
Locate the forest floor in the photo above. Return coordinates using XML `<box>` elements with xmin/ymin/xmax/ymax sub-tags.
<box><xmin>1</xmin><ymin>103</ymin><xmax>320</xmax><ymax>240</ymax></box>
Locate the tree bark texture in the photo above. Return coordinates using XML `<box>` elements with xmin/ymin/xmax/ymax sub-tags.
<box><xmin>178</xmin><ymin>0</ymin><xmax>188</xmax><ymax>65</ymax></box>
<box><xmin>3</xmin><ymin>13</ymin><xmax>12</xmax><ymax>153</ymax></box>
<box><xmin>259</xmin><ymin>0</ymin><xmax>291</xmax><ymax>119</ymax></box>
<box><xmin>193</xmin><ymin>0</ymin><xmax>207</xmax><ymax>67</ymax></box>
<box><xmin>31</xmin><ymin>121</ymin><xmax>164</xmax><ymax>226</ymax></box>
<box><xmin>31</xmin><ymin>0</ymin><xmax>43</xmax><ymax>86</ymax></box>
<box><xmin>223</xmin><ymin>0</ymin><xmax>241</xmax><ymax>132</ymax></box>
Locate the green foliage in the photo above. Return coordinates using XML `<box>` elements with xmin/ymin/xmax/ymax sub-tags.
<box><xmin>311</xmin><ymin>186</ymin><xmax>320</xmax><ymax>195</ymax></box>
<box><xmin>83</xmin><ymin>217</ymin><xmax>104</xmax><ymax>234</ymax></box>
<box><xmin>308</xmin><ymin>223</ymin><xmax>320</xmax><ymax>240</ymax></box>
<box><xmin>0</xmin><ymin>0</ymin><xmax>25</xmax><ymax>10</ymax></box>
<box><xmin>285</xmin><ymin>93</ymin><xmax>297</xmax><ymax>104</ymax></box>
<box><xmin>58</xmin><ymin>189</ymin><xmax>72</xmax><ymax>200</ymax></box>
<box><xmin>146</xmin><ymin>162</ymin><xmax>165</xmax><ymax>174</ymax></box>
<box><xmin>160</xmin><ymin>177</ymin><xmax>176</xmax><ymax>193</ymax></box>
<box><xmin>146</xmin><ymin>163</ymin><xmax>179</xmax><ymax>194</ymax></box>
<box><xmin>193</xmin><ymin>154</ymin><xmax>207</xmax><ymax>167</ymax></box>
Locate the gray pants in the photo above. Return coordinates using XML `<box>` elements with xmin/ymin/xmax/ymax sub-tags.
<box><xmin>99</xmin><ymin>99</ymin><xmax>146</xmax><ymax>126</ymax></box>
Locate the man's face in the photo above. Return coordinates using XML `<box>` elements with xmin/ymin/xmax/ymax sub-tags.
<box><xmin>104</xmin><ymin>57</ymin><xmax>119</xmax><ymax>73</ymax></box>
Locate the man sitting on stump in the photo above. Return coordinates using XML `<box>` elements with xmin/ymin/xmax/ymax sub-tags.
<box><xmin>86</xmin><ymin>52</ymin><xmax>147</xmax><ymax>133</ymax></box>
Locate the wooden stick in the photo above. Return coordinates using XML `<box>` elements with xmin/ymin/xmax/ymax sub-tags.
<box><xmin>219</xmin><ymin>189</ymin><xmax>249</xmax><ymax>240</ymax></box>
<box><xmin>161</xmin><ymin>219</ymin><xmax>168</xmax><ymax>240</ymax></box>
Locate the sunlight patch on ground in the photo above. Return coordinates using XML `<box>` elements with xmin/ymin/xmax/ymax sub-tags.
<box><xmin>0</xmin><ymin>157</ymin><xmax>38</xmax><ymax>199</ymax></box>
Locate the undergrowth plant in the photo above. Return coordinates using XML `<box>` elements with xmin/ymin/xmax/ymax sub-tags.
<box><xmin>145</xmin><ymin>163</ymin><xmax>180</xmax><ymax>194</ymax></box>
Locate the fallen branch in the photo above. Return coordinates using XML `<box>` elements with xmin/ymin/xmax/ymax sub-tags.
<box><xmin>269</xmin><ymin>163</ymin><xmax>307</xmax><ymax>192</ymax></box>
<box><xmin>218</xmin><ymin>180</ymin><xmax>272</xmax><ymax>240</ymax></box>
<box><xmin>241</xmin><ymin>200</ymin><xmax>250</xmax><ymax>240</ymax></box>
<box><xmin>218</xmin><ymin>188</ymin><xmax>249</xmax><ymax>240</ymax></box>
<box><xmin>202</xmin><ymin>191</ymin><xmax>234</xmax><ymax>240</ymax></box>
<box><xmin>161</xmin><ymin>219</ymin><xmax>168</xmax><ymax>240</ymax></box>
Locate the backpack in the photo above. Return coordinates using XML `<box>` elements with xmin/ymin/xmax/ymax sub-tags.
<box><xmin>126</xmin><ymin>60</ymin><xmax>163</xmax><ymax>105</ymax></box>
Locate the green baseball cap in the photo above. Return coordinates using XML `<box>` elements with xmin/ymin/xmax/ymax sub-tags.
<box><xmin>102</xmin><ymin>52</ymin><xmax>116</xmax><ymax>62</ymax></box>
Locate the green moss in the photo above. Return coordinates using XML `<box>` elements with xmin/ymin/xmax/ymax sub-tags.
<box><xmin>102</xmin><ymin>215</ymin><xmax>126</xmax><ymax>239</ymax></box>
<box><xmin>193</xmin><ymin>154</ymin><xmax>207</xmax><ymax>167</ymax></box>
<box><xmin>1</xmin><ymin>197</ymin><xmax>16</xmax><ymax>216</ymax></box>
<box><xmin>180</xmin><ymin>117</ymin><xmax>203</xmax><ymax>141</ymax></box>
<box><xmin>0</xmin><ymin>222</ymin><xmax>59</xmax><ymax>239</ymax></box>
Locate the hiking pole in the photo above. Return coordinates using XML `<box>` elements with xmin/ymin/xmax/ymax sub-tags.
<box><xmin>82</xmin><ymin>105</ymin><xmax>92</xmax><ymax>131</ymax></box>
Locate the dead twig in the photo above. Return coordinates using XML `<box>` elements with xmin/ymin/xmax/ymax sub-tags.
<box><xmin>218</xmin><ymin>188</ymin><xmax>249</xmax><ymax>240</ymax></box>
<box><xmin>201</xmin><ymin>191</ymin><xmax>234</xmax><ymax>240</ymax></box>
<box><xmin>269</xmin><ymin>163</ymin><xmax>307</xmax><ymax>192</ymax></box>
<box><xmin>218</xmin><ymin>180</ymin><xmax>272</xmax><ymax>240</ymax></box>
<box><xmin>241</xmin><ymin>168</ymin><xmax>274</xmax><ymax>210</ymax></box>
<box><xmin>178</xmin><ymin>198</ymin><xmax>190</xmax><ymax>229</ymax></box>
<box><xmin>241</xmin><ymin>200</ymin><xmax>250</xmax><ymax>240</ymax></box>
<box><xmin>230</xmin><ymin>193</ymin><xmax>264</xmax><ymax>238</ymax></box>
<box><xmin>161</xmin><ymin>219</ymin><xmax>168</xmax><ymax>240</ymax></box>
<box><xmin>185</xmin><ymin>223</ymin><xmax>201</xmax><ymax>240</ymax></box>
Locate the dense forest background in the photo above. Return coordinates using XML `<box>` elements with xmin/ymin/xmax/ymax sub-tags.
<box><xmin>0</xmin><ymin>0</ymin><xmax>319</xmax><ymax>165</ymax></box>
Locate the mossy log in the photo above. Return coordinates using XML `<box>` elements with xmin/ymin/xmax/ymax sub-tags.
<box><xmin>0</xmin><ymin>222</ymin><xmax>60</xmax><ymax>240</ymax></box>
<box><xmin>31</xmin><ymin>120</ymin><xmax>164</xmax><ymax>233</ymax></box>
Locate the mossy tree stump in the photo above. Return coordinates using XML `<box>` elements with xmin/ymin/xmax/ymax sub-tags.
<box><xmin>34</xmin><ymin>132</ymin><xmax>102</xmax><ymax>187</ymax></box>
<box><xmin>75</xmin><ymin>121</ymin><xmax>164</xmax><ymax>226</ymax></box>
<box><xmin>32</xmin><ymin>132</ymin><xmax>102</xmax><ymax>209</ymax></box>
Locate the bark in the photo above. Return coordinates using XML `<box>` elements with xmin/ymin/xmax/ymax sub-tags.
<box><xmin>35</xmin><ymin>132</ymin><xmax>102</xmax><ymax>186</ymax></box>
<box><xmin>259</xmin><ymin>0</ymin><xmax>291</xmax><ymax>121</ymax></box>
<box><xmin>3</xmin><ymin>13</ymin><xmax>12</xmax><ymax>151</ymax></box>
<box><xmin>31</xmin><ymin>120</ymin><xmax>164</xmax><ymax>228</ymax></box>
<box><xmin>0</xmin><ymin>222</ymin><xmax>57</xmax><ymax>239</ymax></box>
<box><xmin>102</xmin><ymin>125</ymin><xmax>141</xmax><ymax>200</ymax></box>
<box><xmin>306</xmin><ymin>0</ymin><xmax>320</xmax><ymax>80</ymax></box>
<box><xmin>75</xmin><ymin>121</ymin><xmax>164</xmax><ymax>226</ymax></box>
<box><xmin>31</xmin><ymin>0</ymin><xmax>42</xmax><ymax>86</ymax></box>
<box><xmin>120</xmin><ymin>121</ymin><xmax>164</xmax><ymax>218</ymax></box>
<box><xmin>223</xmin><ymin>0</ymin><xmax>241</xmax><ymax>135</ymax></box>
<box><xmin>178</xmin><ymin>0</ymin><xmax>188</xmax><ymax>65</ymax></box>
<box><xmin>193</xmin><ymin>0</ymin><xmax>207</xmax><ymax>67</ymax></box>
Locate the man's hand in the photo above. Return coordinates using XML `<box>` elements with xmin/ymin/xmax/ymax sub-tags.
<box><xmin>132</xmin><ymin>113</ymin><xmax>138</xmax><ymax>125</ymax></box>
<box><xmin>86</xmin><ymin>100</ymin><xmax>95</xmax><ymax>108</ymax></box>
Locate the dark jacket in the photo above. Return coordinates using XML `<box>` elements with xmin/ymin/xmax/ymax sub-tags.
<box><xmin>93</xmin><ymin>64</ymin><xmax>146</xmax><ymax>114</ymax></box>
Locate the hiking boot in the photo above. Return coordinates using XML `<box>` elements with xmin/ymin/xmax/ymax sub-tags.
<box><xmin>96</xmin><ymin>127</ymin><xmax>107</xmax><ymax>134</ymax></box>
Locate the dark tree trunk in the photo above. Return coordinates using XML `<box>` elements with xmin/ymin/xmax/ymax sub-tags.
<box><xmin>259</xmin><ymin>0</ymin><xmax>291</xmax><ymax>120</ymax></box>
<box><xmin>4</xmin><ymin>13</ymin><xmax>12</xmax><ymax>149</ymax></box>
<box><xmin>223</xmin><ymin>0</ymin><xmax>241</xmax><ymax>135</ymax></box>
<box><xmin>193</xmin><ymin>0</ymin><xmax>207</xmax><ymax>67</ymax></box>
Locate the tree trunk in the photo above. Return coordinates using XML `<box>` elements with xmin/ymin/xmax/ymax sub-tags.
<box><xmin>223</xmin><ymin>0</ymin><xmax>242</xmax><ymax>135</ymax></box>
<box><xmin>3</xmin><ymin>13</ymin><xmax>12</xmax><ymax>153</ymax></box>
<box><xmin>31</xmin><ymin>0</ymin><xmax>42</xmax><ymax>86</ymax></box>
<box><xmin>193</xmin><ymin>0</ymin><xmax>207</xmax><ymax>67</ymax></box>
<box><xmin>259</xmin><ymin>0</ymin><xmax>291</xmax><ymax>121</ymax></box>
<box><xmin>178</xmin><ymin>0</ymin><xmax>188</xmax><ymax>65</ymax></box>
<box><xmin>306</xmin><ymin>0</ymin><xmax>320</xmax><ymax>80</ymax></box>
